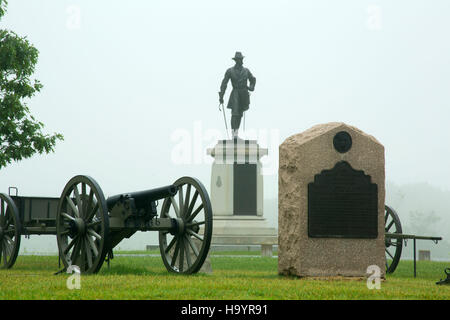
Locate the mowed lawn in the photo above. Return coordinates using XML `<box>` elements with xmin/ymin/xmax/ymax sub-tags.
<box><xmin>0</xmin><ymin>251</ymin><xmax>449</xmax><ymax>300</ymax></box>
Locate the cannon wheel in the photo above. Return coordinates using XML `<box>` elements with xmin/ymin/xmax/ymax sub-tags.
<box><xmin>385</xmin><ymin>205</ymin><xmax>403</xmax><ymax>273</ymax></box>
<box><xmin>56</xmin><ymin>175</ymin><xmax>110</xmax><ymax>274</ymax></box>
<box><xmin>159</xmin><ymin>176</ymin><xmax>213</xmax><ymax>274</ymax></box>
<box><xmin>0</xmin><ymin>194</ymin><xmax>21</xmax><ymax>269</ymax></box>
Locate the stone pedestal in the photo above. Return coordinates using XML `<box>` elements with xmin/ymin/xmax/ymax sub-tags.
<box><xmin>278</xmin><ymin>123</ymin><xmax>385</xmax><ymax>278</ymax></box>
<box><xmin>207</xmin><ymin>139</ymin><xmax>277</xmax><ymax>247</ymax></box>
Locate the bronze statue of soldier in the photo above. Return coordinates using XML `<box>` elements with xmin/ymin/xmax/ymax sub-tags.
<box><xmin>219</xmin><ymin>52</ymin><xmax>256</xmax><ymax>138</ymax></box>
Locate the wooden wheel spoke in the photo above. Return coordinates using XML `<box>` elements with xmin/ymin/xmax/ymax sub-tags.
<box><xmin>170</xmin><ymin>197</ymin><xmax>181</xmax><ymax>218</ymax></box>
<box><xmin>187</xmin><ymin>229</ymin><xmax>203</xmax><ymax>242</ymax></box>
<box><xmin>86</xmin><ymin>202</ymin><xmax>99</xmax><ymax>223</ymax></box>
<box><xmin>87</xmin><ymin>220</ymin><xmax>101</xmax><ymax>228</ymax></box>
<box><xmin>7</xmin><ymin>243</ymin><xmax>13</xmax><ymax>257</ymax></box>
<box><xmin>2</xmin><ymin>245</ymin><xmax>7</xmax><ymax>266</ymax></box>
<box><xmin>0</xmin><ymin>239</ymin><xmax>7</xmax><ymax>262</ymax></box>
<box><xmin>171</xmin><ymin>238</ymin><xmax>180</xmax><ymax>268</ymax></box>
<box><xmin>178</xmin><ymin>185</ymin><xmax>184</xmax><ymax>218</ymax></box>
<box><xmin>2</xmin><ymin>209</ymin><xmax>10</xmax><ymax>226</ymax></box>
<box><xmin>5</xmin><ymin>228</ymin><xmax>15</xmax><ymax>235</ymax></box>
<box><xmin>384</xmin><ymin>216</ymin><xmax>390</xmax><ymax>230</ymax></box>
<box><xmin>70</xmin><ymin>238</ymin><xmax>82</xmax><ymax>266</ymax></box>
<box><xmin>385</xmin><ymin>249</ymin><xmax>394</xmax><ymax>260</ymax></box>
<box><xmin>186</xmin><ymin>190</ymin><xmax>199</xmax><ymax>219</ymax></box>
<box><xmin>3</xmin><ymin>239</ymin><xmax>11</xmax><ymax>257</ymax></box>
<box><xmin>187</xmin><ymin>220</ymin><xmax>205</xmax><ymax>228</ymax></box>
<box><xmin>81</xmin><ymin>183</ymin><xmax>87</xmax><ymax>217</ymax></box>
<box><xmin>66</xmin><ymin>196</ymin><xmax>80</xmax><ymax>218</ymax></box>
<box><xmin>62</xmin><ymin>212</ymin><xmax>75</xmax><ymax>221</ymax></box>
<box><xmin>184</xmin><ymin>236</ymin><xmax>192</xmax><ymax>268</ymax></box>
<box><xmin>84</xmin><ymin>237</ymin><xmax>92</xmax><ymax>268</ymax></box>
<box><xmin>187</xmin><ymin>204</ymin><xmax>204</xmax><ymax>223</ymax></box>
<box><xmin>385</xmin><ymin>219</ymin><xmax>395</xmax><ymax>232</ymax></box>
<box><xmin>86</xmin><ymin>235</ymin><xmax>99</xmax><ymax>257</ymax></box>
<box><xmin>387</xmin><ymin>240</ymin><xmax>399</xmax><ymax>247</ymax></box>
<box><xmin>165</xmin><ymin>237</ymin><xmax>177</xmax><ymax>254</ymax></box>
<box><xmin>85</xmin><ymin>189</ymin><xmax>94</xmax><ymax>220</ymax></box>
<box><xmin>80</xmin><ymin>237</ymin><xmax>87</xmax><ymax>269</ymax></box>
<box><xmin>88</xmin><ymin>229</ymin><xmax>102</xmax><ymax>241</ymax></box>
<box><xmin>0</xmin><ymin>199</ymin><xmax>5</xmax><ymax>218</ymax></box>
<box><xmin>64</xmin><ymin>236</ymin><xmax>78</xmax><ymax>255</ymax></box>
<box><xmin>73</xmin><ymin>185</ymin><xmax>83</xmax><ymax>218</ymax></box>
<box><xmin>186</xmin><ymin>235</ymin><xmax>199</xmax><ymax>257</ymax></box>
<box><xmin>7</xmin><ymin>241</ymin><xmax>13</xmax><ymax>259</ymax></box>
<box><xmin>4</xmin><ymin>235</ymin><xmax>13</xmax><ymax>248</ymax></box>
<box><xmin>179</xmin><ymin>237</ymin><xmax>184</xmax><ymax>272</ymax></box>
<box><xmin>5</xmin><ymin>215</ymin><xmax>12</xmax><ymax>229</ymax></box>
<box><xmin>59</xmin><ymin>229</ymin><xmax>70</xmax><ymax>236</ymax></box>
<box><xmin>183</xmin><ymin>184</ymin><xmax>191</xmax><ymax>219</ymax></box>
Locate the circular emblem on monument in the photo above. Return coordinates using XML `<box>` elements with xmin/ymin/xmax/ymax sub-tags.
<box><xmin>333</xmin><ymin>131</ymin><xmax>352</xmax><ymax>153</ymax></box>
<box><xmin>216</xmin><ymin>176</ymin><xmax>222</xmax><ymax>188</ymax></box>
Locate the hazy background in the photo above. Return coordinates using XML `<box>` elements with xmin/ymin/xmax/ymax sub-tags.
<box><xmin>0</xmin><ymin>0</ymin><xmax>448</xmax><ymax>259</ymax></box>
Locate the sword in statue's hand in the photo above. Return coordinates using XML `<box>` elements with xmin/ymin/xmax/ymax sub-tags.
<box><xmin>218</xmin><ymin>102</ymin><xmax>229</xmax><ymax>139</ymax></box>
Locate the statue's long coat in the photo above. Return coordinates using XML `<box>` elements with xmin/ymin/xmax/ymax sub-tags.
<box><xmin>220</xmin><ymin>66</ymin><xmax>256</xmax><ymax>116</ymax></box>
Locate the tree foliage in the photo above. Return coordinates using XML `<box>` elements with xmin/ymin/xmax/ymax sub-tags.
<box><xmin>0</xmin><ymin>0</ymin><xmax>63</xmax><ymax>169</ymax></box>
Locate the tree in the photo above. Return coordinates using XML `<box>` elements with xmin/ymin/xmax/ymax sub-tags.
<box><xmin>0</xmin><ymin>0</ymin><xmax>63</xmax><ymax>169</ymax></box>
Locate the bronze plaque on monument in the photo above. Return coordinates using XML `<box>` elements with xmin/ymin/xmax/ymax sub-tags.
<box><xmin>308</xmin><ymin>161</ymin><xmax>378</xmax><ymax>239</ymax></box>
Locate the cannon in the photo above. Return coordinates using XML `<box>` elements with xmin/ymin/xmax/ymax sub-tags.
<box><xmin>0</xmin><ymin>175</ymin><xmax>213</xmax><ymax>274</ymax></box>
<box><xmin>384</xmin><ymin>205</ymin><xmax>442</xmax><ymax>276</ymax></box>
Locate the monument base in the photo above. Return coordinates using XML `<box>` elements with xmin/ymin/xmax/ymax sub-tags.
<box><xmin>207</xmin><ymin>138</ymin><xmax>267</xmax><ymax>216</ymax></box>
<box><xmin>207</xmin><ymin>139</ymin><xmax>276</xmax><ymax>252</ymax></box>
<box><xmin>212</xmin><ymin>215</ymin><xmax>277</xmax><ymax>246</ymax></box>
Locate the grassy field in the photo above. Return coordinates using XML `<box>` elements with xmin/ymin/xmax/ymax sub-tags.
<box><xmin>0</xmin><ymin>251</ymin><xmax>449</xmax><ymax>300</ymax></box>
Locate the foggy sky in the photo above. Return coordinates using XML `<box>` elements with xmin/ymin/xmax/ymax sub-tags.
<box><xmin>1</xmin><ymin>1</ymin><xmax>449</xmax><ymax>252</ymax></box>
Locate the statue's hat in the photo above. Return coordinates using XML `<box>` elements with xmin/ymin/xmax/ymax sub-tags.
<box><xmin>232</xmin><ymin>52</ymin><xmax>244</xmax><ymax>60</ymax></box>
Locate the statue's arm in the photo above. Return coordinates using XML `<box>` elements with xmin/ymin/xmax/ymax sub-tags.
<box><xmin>220</xmin><ymin>70</ymin><xmax>230</xmax><ymax>95</ymax></box>
<box><xmin>219</xmin><ymin>69</ymin><xmax>230</xmax><ymax>103</ymax></box>
<box><xmin>247</xmin><ymin>69</ymin><xmax>256</xmax><ymax>92</ymax></box>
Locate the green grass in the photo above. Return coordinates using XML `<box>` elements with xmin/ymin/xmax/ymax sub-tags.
<box><xmin>115</xmin><ymin>250</ymin><xmax>267</xmax><ymax>256</ymax></box>
<box><xmin>0</xmin><ymin>253</ymin><xmax>448</xmax><ymax>299</ymax></box>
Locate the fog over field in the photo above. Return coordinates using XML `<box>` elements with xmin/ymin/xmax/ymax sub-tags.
<box><xmin>0</xmin><ymin>1</ymin><xmax>449</xmax><ymax>260</ymax></box>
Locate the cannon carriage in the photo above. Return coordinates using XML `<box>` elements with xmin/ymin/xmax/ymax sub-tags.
<box><xmin>0</xmin><ymin>175</ymin><xmax>212</xmax><ymax>274</ymax></box>
<box><xmin>384</xmin><ymin>205</ymin><xmax>442</xmax><ymax>276</ymax></box>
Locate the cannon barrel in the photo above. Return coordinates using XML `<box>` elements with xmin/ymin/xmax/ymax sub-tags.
<box><xmin>106</xmin><ymin>185</ymin><xmax>178</xmax><ymax>211</ymax></box>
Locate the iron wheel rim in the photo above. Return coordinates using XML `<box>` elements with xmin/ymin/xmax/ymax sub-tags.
<box><xmin>56</xmin><ymin>175</ymin><xmax>109</xmax><ymax>274</ymax></box>
<box><xmin>385</xmin><ymin>205</ymin><xmax>403</xmax><ymax>274</ymax></box>
<box><xmin>0</xmin><ymin>194</ymin><xmax>21</xmax><ymax>269</ymax></box>
<box><xmin>159</xmin><ymin>176</ymin><xmax>213</xmax><ymax>274</ymax></box>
